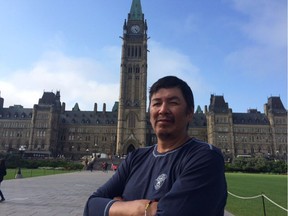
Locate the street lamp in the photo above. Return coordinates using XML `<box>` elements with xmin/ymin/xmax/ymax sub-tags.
<box><xmin>71</xmin><ymin>145</ymin><xmax>75</xmax><ymax>160</ymax></box>
<box><xmin>15</xmin><ymin>145</ymin><xmax>26</xmax><ymax>179</ymax></box>
<box><xmin>86</xmin><ymin>148</ymin><xmax>89</xmax><ymax>158</ymax></box>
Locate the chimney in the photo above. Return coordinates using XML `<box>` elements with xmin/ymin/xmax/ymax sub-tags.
<box><xmin>103</xmin><ymin>103</ymin><xmax>106</xmax><ymax>114</ymax></box>
<box><xmin>0</xmin><ymin>95</ymin><xmax>3</xmax><ymax>109</ymax></box>
<box><xmin>94</xmin><ymin>103</ymin><xmax>98</xmax><ymax>112</ymax></box>
<box><xmin>61</xmin><ymin>102</ymin><xmax>66</xmax><ymax>113</ymax></box>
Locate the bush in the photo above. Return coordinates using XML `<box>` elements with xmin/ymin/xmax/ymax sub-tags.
<box><xmin>225</xmin><ymin>157</ymin><xmax>287</xmax><ymax>174</ymax></box>
<box><xmin>1</xmin><ymin>153</ymin><xmax>83</xmax><ymax>170</ymax></box>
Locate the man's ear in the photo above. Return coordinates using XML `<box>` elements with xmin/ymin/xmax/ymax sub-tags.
<box><xmin>187</xmin><ymin>108</ymin><xmax>194</xmax><ymax>122</ymax></box>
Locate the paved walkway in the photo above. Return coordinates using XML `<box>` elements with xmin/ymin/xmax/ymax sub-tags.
<box><xmin>0</xmin><ymin>171</ymin><xmax>234</xmax><ymax>216</ymax></box>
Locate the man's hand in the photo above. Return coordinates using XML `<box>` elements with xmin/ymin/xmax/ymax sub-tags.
<box><xmin>145</xmin><ymin>201</ymin><xmax>158</xmax><ymax>216</ymax></box>
<box><xmin>109</xmin><ymin>199</ymin><xmax>156</xmax><ymax>216</ymax></box>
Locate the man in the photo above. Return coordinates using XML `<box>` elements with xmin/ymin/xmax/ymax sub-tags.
<box><xmin>84</xmin><ymin>76</ymin><xmax>227</xmax><ymax>216</ymax></box>
<box><xmin>0</xmin><ymin>159</ymin><xmax>7</xmax><ymax>202</ymax></box>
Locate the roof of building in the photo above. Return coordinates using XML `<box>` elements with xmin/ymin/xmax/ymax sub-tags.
<box><xmin>232</xmin><ymin>112</ymin><xmax>269</xmax><ymax>125</ymax></box>
<box><xmin>0</xmin><ymin>105</ymin><xmax>33</xmax><ymax>120</ymax></box>
<box><xmin>129</xmin><ymin>0</ymin><xmax>143</xmax><ymax>20</ymax></box>
<box><xmin>209</xmin><ymin>95</ymin><xmax>229</xmax><ymax>113</ymax></box>
<box><xmin>191</xmin><ymin>113</ymin><xmax>207</xmax><ymax>127</ymax></box>
<box><xmin>266</xmin><ymin>96</ymin><xmax>287</xmax><ymax>115</ymax></box>
<box><xmin>60</xmin><ymin>110</ymin><xmax>118</xmax><ymax>125</ymax></box>
<box><xmin>38</xmin><ymin>91</ymin><xmax>61</xmax><ymax>109</ymax></box>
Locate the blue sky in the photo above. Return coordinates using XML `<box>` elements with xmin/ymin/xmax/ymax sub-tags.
<box><xmin>0</xmin><ymin>0</ymin><xmax>286</xmax><ymax>113</ymax></box>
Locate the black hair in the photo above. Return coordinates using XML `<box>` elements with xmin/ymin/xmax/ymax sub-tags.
<box><xmin>149</xmin><ymin>76</ymin><xmax>194</xmax><ymax>113</ymax></box>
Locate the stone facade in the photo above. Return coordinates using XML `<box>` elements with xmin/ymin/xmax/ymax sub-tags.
<box><xmin>0</xmin><ymin>0</ymin><xmax>286</xmax><ymax>161</ymax></box>
<box><xmin>0</xmin><ymin>93</ymin><xmax>286</xmax><ymax>161</ymax></box>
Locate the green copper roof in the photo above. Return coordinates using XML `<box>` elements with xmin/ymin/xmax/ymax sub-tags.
<box><xmin>129</xmin><ymin>0</ymin><xmax>143</xmax><ymax>20</ymax></box>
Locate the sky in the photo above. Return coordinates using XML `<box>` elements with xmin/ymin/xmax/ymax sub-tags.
<box><xmin>0</xmin><ymin>0</ymin><xmax>287</xmax><ymax>113</ymax></box>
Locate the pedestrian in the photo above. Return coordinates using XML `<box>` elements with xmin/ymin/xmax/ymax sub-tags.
<box><xmin>111</xmin><ymin>163</ymin><xmax>117</xmax><ymax>172</ymax></box>
<box><xmin>84</xmin><ymin>76</ymin><xmax>227</xmax><ymax>216</ymax></box>
<box><xmin>103</xmin><ymin>162</ymin><xmax>108</xmax><ymax>172</ymax></box>
<box><xmin>84</xmin><ymin>158</ymin><xmax>89</xmax><ymax>170</ymax></box>
<box><xmin>88</xmin><ymin>156</ymin><xmax>95</xmax><ymax>172</ymax></box>
<box><xmin>101</xmin><ymin>162</ymin><xmax>105</xmax><ymax>172</ymax></box>
<box><xmin>0</xmin><ymin>158</ymin><xmax>7</xmax><ymax>202</ymax></box>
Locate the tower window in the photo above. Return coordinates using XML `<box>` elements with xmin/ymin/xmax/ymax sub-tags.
<box><xmin>128</xmin><ymin>112</ymin><xmax>136</xmax><ymax>128</ymax></box>
<box><xmin>139</xmin><ymin>46</ymin><xmax>141</xmax><ymax>57</ymax></box>
<box><xmin>127</xmin><ymin>46</ymin><xmax>130</xmax><ymax>56</ymax></box>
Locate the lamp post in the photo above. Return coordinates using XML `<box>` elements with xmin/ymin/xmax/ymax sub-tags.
<box><xmin>71</xmin><ymin>145</ymin><xmax>74</xmax><ymax>160</ymax></box>
<box><xmin>86</xmin><ymin>148</ymin><xmax>89</xmax><ymax>158</ymax></box>
<box><xmin>15</xmin><ymin>145</ymin><xmax>26</xmax><ymax>179</ymax></box>
<box><xmin>94</xmin><ymin>143</ymin><xmax>98</xmax><ymax>158</ymax></box>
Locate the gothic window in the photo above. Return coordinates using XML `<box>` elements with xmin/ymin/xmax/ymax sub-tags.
<box><xmin>134</xmin><ymin>100</ymin><xmax>139</xmax><ymax>107</ymax></box>
<box><xmin>127</xmin><ymin>144</ymin><xmax>135</xmax><ymax>154</ymax></box>
<box><xmin>128</xmin><ymin>112</ymin><xmax>136</xmax><ymax>128</ymax></box>
<box><xmin>127</xmin><ymin>46</ymin><xmax>130</xmax><ymax>56</ymax></box>
<box><xmin>135</xmin><ymin>46</ymin><xmax>138</xmax><ymax>57</ymax></box>
<box><xmin>251</xmin><ymin>147</ymin><xmax>254</xmax><ymax>154</ymax></box>
<box><xmin>139</xmin><ymin>46</ymin><xmax>142</xmax><ymax>57</ymax></box>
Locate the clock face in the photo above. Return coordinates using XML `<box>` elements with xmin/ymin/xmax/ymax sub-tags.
<box><xmin>131</xmin><ymin>25</ymin><xmax>140</xmax><ymax>33</ymax></box>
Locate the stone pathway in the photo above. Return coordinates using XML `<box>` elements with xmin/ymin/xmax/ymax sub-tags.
<box><xmin>0</xmin><ymin>171</ymin><xmax>234</xmax><ymax>216</ymax></box>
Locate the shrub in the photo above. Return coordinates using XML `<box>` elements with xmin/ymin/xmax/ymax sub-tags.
<box><xmin>225</xmin><ymin>157</ymin><xmax>287</xmax><ymax>174</ymax></box>
<box><xmin>2</xmin><ymin>153</ymin><xmax>83</xmax><ymax>170</ymax></box>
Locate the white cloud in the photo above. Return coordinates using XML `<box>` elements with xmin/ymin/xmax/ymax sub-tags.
<box><xmin>1</xmin><ymin>41</ymin><xmax>211</xmax><ymax>112</ymax></box>
<box><xmin>225</xmin><ymin>0</ymin><xmax>287</xmax><ymax>76</ymax></box>
<box><xmin>232</xmin><ymin>0</ymin><xmax>286</xmax><ymax>47</ymax></box>
<box><xmin>0</xmin><ymin>51</ymin><xmax>120</xmax><ymax>111</ymax></box>
<box><xmin>148</xmin><ymin>41</ymin><xmax>200</xmax><ymax>85</ymax></box>
<box><xmin>148</xmin><ymin>41</ymin><xmax>210</xmax><ymax>109</ymax></box>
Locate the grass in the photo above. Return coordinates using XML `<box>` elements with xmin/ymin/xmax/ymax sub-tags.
<box><xmin>226</xmin><ymin>173</ymin><xmax>287</xmax><ymax>216</ymax></box>
<box><xmin>5</xmin><ymin>168</ymin><xmax>76</xmax><ymax>180</ymax></box>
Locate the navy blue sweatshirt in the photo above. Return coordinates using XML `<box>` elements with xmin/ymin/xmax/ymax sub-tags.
<box><xmin>84</xmin><ymin>138</ymin><xmax>227</xmax><ymax>216</ymax></box>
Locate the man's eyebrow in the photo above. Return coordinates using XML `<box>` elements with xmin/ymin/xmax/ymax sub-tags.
<box><xmin>151</xmin><ymin>96</ymin><xmax>181</xmax><ymax>101</ymax></box>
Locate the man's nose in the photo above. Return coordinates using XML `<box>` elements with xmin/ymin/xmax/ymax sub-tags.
<box><xmin>159</xmin><ymin>103</ymin><xmax>170</xmax><ymax>114</ymax></box>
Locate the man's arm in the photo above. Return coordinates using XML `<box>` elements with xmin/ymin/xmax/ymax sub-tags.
<box><xmin>109</xmin><ymin>199</ymin><xmax>151</xmax><ymax>216</ymax></box>
<box><xmin>84</xmin><ymin>158</ymin><xmax>130</xmax><ymax>216</ymax></box>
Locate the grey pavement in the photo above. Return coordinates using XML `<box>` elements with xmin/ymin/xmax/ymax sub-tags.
<box><xmin>0</xmin><ymin>171</ymin><xmax>234</xmax><ymax>216</ymax></box>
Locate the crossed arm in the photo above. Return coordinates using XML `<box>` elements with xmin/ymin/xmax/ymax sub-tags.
<box><xmin>109</xmin><ymin>198</ymin><xmax>158</xmax><ymax>216</ymax></box>
<box><xmin>84</xmin><ymin>148</ymin><xmax>227</xmax><ymax>216</ymax></box>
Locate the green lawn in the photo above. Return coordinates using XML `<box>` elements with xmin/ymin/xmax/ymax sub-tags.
<box><xmin>5</xmin><ymin>168</ymin><xmax>75</xmax><ymax>180</ymax></box>
<box><xmin>226</xmin><ymin>173</ymin><xmax>287</xmax><ymax>216</ymax></box>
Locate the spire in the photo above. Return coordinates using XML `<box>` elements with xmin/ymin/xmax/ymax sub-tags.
<box><xmin>129</xmin><ymin>0</ymin><xmax>143</xmax><ymax>20</ymax></box>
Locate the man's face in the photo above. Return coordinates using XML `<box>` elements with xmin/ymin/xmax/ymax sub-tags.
<box><xmin>149</xmin><ymin>87</ymin><xmax>193</xmax><ymax>140</ymax></box>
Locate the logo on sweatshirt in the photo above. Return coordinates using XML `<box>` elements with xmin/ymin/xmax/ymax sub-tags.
<box><xmin>154</xmin><ymin>173</ymin><xmax>167</xmax><ymax>190</ymax></box>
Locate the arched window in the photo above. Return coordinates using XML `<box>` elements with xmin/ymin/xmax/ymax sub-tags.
<box><xmin>127</xmin><ymin>144</ymin><xmax>135</xmax><ymax>154</ymax></box>
<box><xmin>128</xmin><ymin>112</ymin><xmax>136</xmax><ymax>128</ymax></box>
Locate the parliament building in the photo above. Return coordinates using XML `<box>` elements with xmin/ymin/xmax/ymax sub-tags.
<box><xmin>0</xmin><ymin>0</ymin><xmax>287</xmax><ymax>162</ymax></box>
